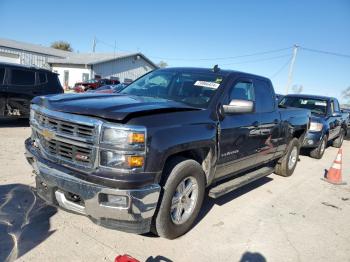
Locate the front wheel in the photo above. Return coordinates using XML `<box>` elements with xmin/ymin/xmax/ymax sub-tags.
<box><xmin>275</xmin><ymin>138</ymin><xmax>300</xmax><ymax>177</ymax></box>
<box><xmin>332</xmin><ymin>129</ymin><xmax>345</xmax><ymax>148</ymax></box>
<box><xmin>310</xmin><ymin>135</ymin><xmax>327</xmax><ymax>159</ymax></box>
<box><xmin>153</xmin><ymin>157</ymin><xmax>205</xmax><ymax>239</ymax></box>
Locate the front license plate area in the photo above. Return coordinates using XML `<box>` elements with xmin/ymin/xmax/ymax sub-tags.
<box><xmin>35</xmin><ymin>176</ymin><xmax>57</xmax><ymax>205</ymax></box>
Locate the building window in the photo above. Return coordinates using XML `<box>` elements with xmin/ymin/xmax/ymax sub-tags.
<box><xmin>64</xmin><ymin>70</ymin><xmax>69</xmax><ymax>86</ymax></box>
<box><xmin>82</xmin><ymin>73</ymin><xmax>89</xmax><ymax>81</ymax></box>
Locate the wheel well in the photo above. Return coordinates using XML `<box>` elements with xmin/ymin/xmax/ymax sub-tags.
<box><xmin>293</xmin><ymin>129</ymin><xmax>305</xmax><ymax>139</ymax></box>
<box><xmin>163</xmin><ymin>148</ymin><xmax>211</xmax><ymax>184</ymax></box>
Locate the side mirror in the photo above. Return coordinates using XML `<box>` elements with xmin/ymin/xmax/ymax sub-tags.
<box><xmin>223</xmin><ymin>99</ymin><xmax>254</xmax><ymax>114</ymax></box>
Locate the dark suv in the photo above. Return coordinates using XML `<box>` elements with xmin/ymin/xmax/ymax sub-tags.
<box><xmin>0</xmin><ymin>62</ymin><xmax>63</xmax><ymax>118</ymax></box>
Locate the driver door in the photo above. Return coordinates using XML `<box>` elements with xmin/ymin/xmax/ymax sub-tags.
<box><xmin>215</xmin><ymin>79</ymin><xmax>260</xmax><ymax>179</ymax></box>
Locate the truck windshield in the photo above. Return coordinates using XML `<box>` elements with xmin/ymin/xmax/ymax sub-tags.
<box><xmin>280</xmin><ymin>97</ymin><xmax>328</xmax><ymax>116</ymax></box>
<box><xmin>120</xmin><ymin>70</ymin><xmax>225</xmax><ymax>108</ymax></box>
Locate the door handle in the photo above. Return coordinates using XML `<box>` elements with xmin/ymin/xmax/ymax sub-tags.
<box><xmin>252</xmin><ymin>121</ymin><xmax>260</xmax><ymax>127</ymax></box>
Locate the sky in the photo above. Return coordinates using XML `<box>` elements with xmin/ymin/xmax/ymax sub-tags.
<box><xmin>0</xmin><ymin>0</ymin><xmax>349</xmax><ymax>102</ymax></box>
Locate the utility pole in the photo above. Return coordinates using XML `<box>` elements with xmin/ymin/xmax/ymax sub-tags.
<box><xmin>92</xmin><ymin>36</ymin><xmax>96</xmax><ymax>53</ymax></box>
<box><xmin>114</xmin><ymin>40</ymin><xmax>117</xmax><ymax>57</ymax></box>
<box><xmin>286</xmin><ymin>44</ymin><xmax>299</xmax><ymax>94</ymax></box>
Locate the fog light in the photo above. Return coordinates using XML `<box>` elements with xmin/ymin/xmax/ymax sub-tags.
<box><xmin>127</xmin><ymin>156</ymin><xmax>144</xmax><ymax>168</ymax></box>
<box><xmin>99</xmin><ymin>194</ymin><xmax>128</xmax><ymax>208</ymax></box>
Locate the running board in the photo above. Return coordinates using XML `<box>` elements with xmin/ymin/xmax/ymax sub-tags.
<box><xmin>208</xmin><ymin>166</ymin><xmax>274</xmax><ymax>199</ymax></box>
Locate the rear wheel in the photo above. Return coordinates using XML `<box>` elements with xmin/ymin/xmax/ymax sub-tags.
<box><xmin>310</xmin><ymin>135</ymin><xmax>327</xmax><ymax>159</ymax></box>
<box><xmin>332</xmin><ymin>129</ymin><xmax>345</xmax><ymax>148</ymax></box>
<box><xmin>153</xmin><ymin>157</ymin><xmax>205</xmax><ymax>239</ymax></box>
<box><xmin>275</xmin><ymin>138</ymin><xmax>300</xmax><ymax>177</ymax></box>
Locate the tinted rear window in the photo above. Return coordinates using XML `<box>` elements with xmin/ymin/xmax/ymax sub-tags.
<box><xmin>11</xmin><ymin>69</ymin><xmax>35</xmax><ymax>85</ymax></box>
<box><xmin>39</xmin><ymin>72</ymin><xmax>47</xmax><ymax>83</ymax></box>
<box><xmin>0</xmin><ymin>68</ymin><xmax>4</xmax><ymax>84</ymax></box>
<box><xmin>280</xmin><ymin>97</ymin><xmax>328</xmax><ymax>116</ymax></box>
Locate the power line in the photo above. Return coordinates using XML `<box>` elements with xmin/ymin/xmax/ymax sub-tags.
<box><xmin>270</xmin><ymin>56</ymin><xmax>293</xmax><ymax>79</ymax></box>
<box><xmin>300</xmin><ymin>47</ymin><xmax>350</xmax><ymax>59</ymax></box>
<box><xmin>148</xmin><ymin>47</ymin><xmax>292</xmax><ymax>61</ymax></box>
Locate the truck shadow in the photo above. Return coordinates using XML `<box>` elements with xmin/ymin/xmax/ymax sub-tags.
<box><xmin>0</xmin><ymin>184</ymin><xmax>57</xmax><ymax>262</ymax></box>
<box><xmin>0</xmin><ymin>118</ymin><xmax>29</xmax><ymax>128</ymax></box>
<box><xmin>239</xmin><ymin>251</ymin><xmax>266</xmax><ymax>262</ymax></box>
<box><xmin>195</xmin><ymin>176</ymin><xmax>273</xmax><ymax>227</ymax></box>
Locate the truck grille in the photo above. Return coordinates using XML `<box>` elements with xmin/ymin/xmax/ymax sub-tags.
<box><xmin>35</xmin><ymin>111</ymin><xmax>95</xmax><ymax>140</ymax></box>
<box><xmin>32</xmin><ymin>107</ymin><xmax>101</xmax><ymax>169</ymax></box>
<box><xmin>38</xmin><ymin>134</ymin><xmax>93</xmax><ymax>166</ymax></box>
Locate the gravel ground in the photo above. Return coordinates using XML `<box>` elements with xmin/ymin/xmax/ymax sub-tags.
<box><xmin>1</xmin><ymin>119</ymin><xmax>350</xmax><ymax>262</ymax></box>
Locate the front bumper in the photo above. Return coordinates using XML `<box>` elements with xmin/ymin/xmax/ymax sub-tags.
<box><xmin>25</xmin><ymin>138</ymin><xmax>161</xmax><ymax>234</ymax></box>
<box><xmin>302</xmin><ymin>131</ymin><xmax>323</xmax><ymax>148</ymax></box>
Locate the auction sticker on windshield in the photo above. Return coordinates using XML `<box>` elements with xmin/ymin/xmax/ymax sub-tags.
<box><xmin>194</xmin><ymin>81</ymin><xmax>220</xmax><ymax>89</ymax></box>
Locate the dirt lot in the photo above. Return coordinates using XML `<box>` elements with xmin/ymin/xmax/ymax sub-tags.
<box><xmin>1</xmin><ymin>120</ymin><xmax>350</xmax><ymax>262</ymax></box>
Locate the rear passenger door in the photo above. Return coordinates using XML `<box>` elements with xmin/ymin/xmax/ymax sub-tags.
<box><xmin>253</xmin><ymin>79</ymin><xmax>280</xmax><ymax>164</ymax></box>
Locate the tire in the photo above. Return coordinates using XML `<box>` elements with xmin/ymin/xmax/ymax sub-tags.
<box><xmin>310</xmin><ymin>135</ymin><xmax>327</xmax><ymax>159</ymax></box>
<box><xmin>332</xmin><ymin>129</ymin><xmax>345</xmax><ymax>148</ymax></box>
<box><xmin>153</xmin><ymin>157</ymin><xmax>206</xmax><ymax>239</ymax></box>
<box><xmin>275</xmin><ymin>138</ymin><xmax>300</xmax><ymax>177</ymax></box>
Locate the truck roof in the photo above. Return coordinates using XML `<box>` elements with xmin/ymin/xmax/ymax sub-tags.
<box><xmin>285</xmin><ymin>94</ymin><xmax>336</xmax><ymax>101</ymax></box>
<box><xmin>0</xmin><ymin>62</ymin><xmax>56</xmax><ymax>74</ymax></box>
<box><xmin>159</xmin><ymin>67</ymin><xmax>271</xmax><ymax>81</ymax></box>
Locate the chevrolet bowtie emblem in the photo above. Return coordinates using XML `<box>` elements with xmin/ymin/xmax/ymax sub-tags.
<box><xmin>42</xmin><ymin>129</ymin><xmax>55</xmax><ymax>140</ymax></box>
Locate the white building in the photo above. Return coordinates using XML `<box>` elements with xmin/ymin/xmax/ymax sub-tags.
<box><xmin>49</xmin><ymin>52</ymin><xmax>156</xmax><ymax>87</ymax></box>
<box><xmin>0</xmin><ymin>38</ymin><xmax>157</xmax><ymax>87</ymax></box>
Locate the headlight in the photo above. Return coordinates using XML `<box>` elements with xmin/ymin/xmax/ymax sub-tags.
<box><xmin>309</xmin><ymin>122</ymin><xmax>323</xmax><ymax>132</ymax></box>
<box><xmin>101</xmin><ymin>124</ymin><xmax>145</xmax><ymax>149</ymax></box>
<box><xmin>100</xmin><ymin>124</ymin><xmax>146</xmax><ymax>170</ymax></box>
<box><xmin>100</xmin><ymin>151</ymin><xmax>144</xmax><ymax>169</ymax></box>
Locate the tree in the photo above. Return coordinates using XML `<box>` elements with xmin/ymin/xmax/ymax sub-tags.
<box><xmin>292</xmin><ymin>84</ymin><xmax>303</xmax><ymax>94</ymax></box>
<box><xmin>157</xmin><ymin>61</ymin><xmax>168</xmax><ymax>68</ymax></box>
<box><xmin>50</xmin><ymin>41</ymin><xmax>73</xmax><ymax>52</ymax></box>
<box><xmin>342</xmin><ymin>86</ymin><xmax>350</xmax><ymax>101</ymax></box>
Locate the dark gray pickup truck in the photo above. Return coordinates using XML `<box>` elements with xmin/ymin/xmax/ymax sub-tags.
<box><xmin>25</xmin><ymin>67</ymin><xmax>310</xmax><ymax>239</ymax></box>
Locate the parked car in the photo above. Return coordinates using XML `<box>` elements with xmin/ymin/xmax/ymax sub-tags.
<box><xmin>276</xmin><ymin>94</ymin><xmax>284</xmax><ymax>103</ymax></box>
<box><xmin>87</xmin><ymin>83</ymin><xmax>127</xmax><ymax>94</ymax></box>
<box><xmin>280</xmin><ymin>94</ymin><xmax>347</xmax><ymax>159</ymax></box>
<box><xmin>74</xmin><ymin>78</ymin><xmax>120</xmax><ymax>92</ymax></box>
<box><xmin>0</xmin><ymin>62</ymin><xmax>63</xmax><ymax>119</ymax></box>
<box><xmin>341</xmin><ymin>108</ymin><xmax>350</xmax><ymax>135</ymax></box>
<box><xmin>25</xmin><ymin>67</ymin><xmax>310</xmax><ymax>239</ymax></box>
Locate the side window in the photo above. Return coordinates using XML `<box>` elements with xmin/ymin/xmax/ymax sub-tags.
<box><xmin>39</xmin><ymin>72</ymin><xmax>47</xmax><ymax>84</ymax></box>
<box><xmin>254</xmin><ymin>79</ymin><xmax>275</xmax><ymax>113</ymax></box>
<box><xmin>0</xmin><ymin>67</ymin><xmax>5</xmax><ymax>85</ymax></box>
<box><xmin>330</xmin><ymin>101</ymin><xmax>335</xmax><ymax>114</ymax></box>
<box><xmin>334</xmin><ymin>100</ymin><xmax>340</xmax><ymax>113</ymax></box>
<box><xmin>229</xmin><ymin>81</ymin><xmax>255</xmax><ymax>101</ymax></box>
<box><xmin>10</xmin><ymin>69</ymin><xmax>35</xmax><ymax>85</ymax></box>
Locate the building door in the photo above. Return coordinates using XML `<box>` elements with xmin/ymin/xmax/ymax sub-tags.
<box><xmin>82</xmin><ymin>73</ymin><xmax>89</xmax><ymax>82</ymax></box>
<box><xmin>63</xmin><ymin>70</ymin><xmax>69</xmax><ymax>87</ymax></box>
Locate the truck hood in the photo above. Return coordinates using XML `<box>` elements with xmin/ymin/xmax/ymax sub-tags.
<box><xmin>32</xmin><ymin>93</ymin><xmax>200</xmax><ymax>122</ymax></box>
<box><xmin>310</xmin><ymin>114</ymin><xmax>324</xmax><ymax>123</ymax></box>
